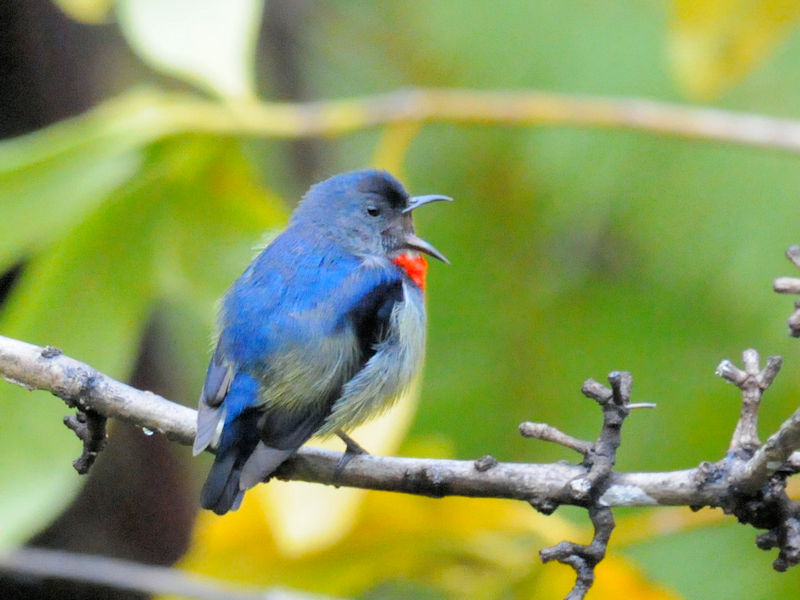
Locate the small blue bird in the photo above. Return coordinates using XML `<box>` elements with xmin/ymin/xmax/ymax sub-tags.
<box><xmin>193</xmin><ymin>169</ymin><xmax>450</xmax><ymax>514</ymax></box>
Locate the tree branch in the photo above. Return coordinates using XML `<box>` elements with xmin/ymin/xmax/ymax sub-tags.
<box><xmin>0</xmin><ymin>333</ymin><xmax>796</xmax><ymax>511</ymax></box>
<box><xmin>14</xmin><ymin>88</ymin><xmax>800</xmax><ymax>164</ymax></box>
<box><xmin>155</xmin><ymin>89</ymin><xmax>800</xmax><ymax>153</ymax></box>
<box><xmin>164</xmin><ymin>89</ymin><xmax>800</xmax><ymax>153</ymax></box>
<box><xmin>0</xmin><ymin>335</ymin><xmax>196</xmax><ymax>445</ymax></box>
<box><xmin>4</xmin><ymin>333</ymin><xmax>800</xmax><ymax>599</ymax></box>
<box><xmin>0</xmin><ymin>547</ymin><xmax>335</xmax><ymax>600</ymax></box>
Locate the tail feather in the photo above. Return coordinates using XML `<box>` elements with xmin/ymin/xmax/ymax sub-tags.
<box><xmin>239</xmin><ymin>442</ymin><xmax>295</xmax><ymax>491</ymax></box>
<box><xmin>200</xmin><ymin>395</ymin><xmax>260</xmax><ymax>515</ymax></box>
<box><xmin>200</xmin><ymin>450</ymin><xmax>244</xmax><ymax>515</ymax></box>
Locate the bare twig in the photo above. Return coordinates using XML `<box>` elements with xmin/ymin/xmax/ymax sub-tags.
<box><xmin>540</xmin><ymin>506</ymin><xmax>614</xmax><ymax>600</ymax></box>
<box><xmin>532</xmin><ymin>373</ymin><xmax>633</xmax><ymax>599</ymax></box>
<box><xmin>0</xmin><ymin>547</ymin><xmax>336</xmax><ymax>600</ymax></box>
<box><xmin>63</xmin><ymin>408</ymin><xmax>107</xmax><ymax>474</ymax></box>
<box><xmin>627</xmin><ymin>402</ymin><xmax>657</xmax><ymax>409</ymax></box>
<box><xmin>519</xmin><ymin>422</ymin><xmax>592</xmax><ymax>456</ymax></box>
<box><xmin>716</xmin><ymin>349</ymin><xmax>782</xmax><ymax>452</ymax></box>
<box><xmin>574</xmin><ymin>372</ymin><xmax>631</xmax><ymax>497</ymax></box>
<box><xmin>774</xmin><ymin>278</ymin><xmax>800</xmax><ymax>295</ymax></box>
<box><xmin>774</xmin><ymin>246</ymin><xmax>800</xmax><ymax>337</ymax></box>
<box><xmin>14</xmin><ymin>89</ymin><xmax>800</xmax><ymax>171</ymax></box>
<box><xmin>714</xmin><ymin>350</ymin><xmax>791</xmax><ymax>491</ymax></box>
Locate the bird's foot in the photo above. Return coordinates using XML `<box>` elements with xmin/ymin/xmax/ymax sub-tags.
<box><xmin>333</xmin><ymin>430</ymin><xmax>370</xmax><ymax>484</ymax></box>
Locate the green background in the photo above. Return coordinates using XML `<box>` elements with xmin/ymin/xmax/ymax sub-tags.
<box><xmin>3</xmin><ymin>1</ymin><xmax>800</xmax><ymax>598</ymax></box>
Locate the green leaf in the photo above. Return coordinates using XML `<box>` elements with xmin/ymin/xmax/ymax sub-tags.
<box><xmin>0</xmin><ymin>177</ymin><xmax>161</xmax><ymax>550</ymax></box>
<box><xmin>150</xmin><ymin>137</ymin><xmax>286</xmax><ymax>314</ymax></box>
<box><xmin>0</xmin><ymin>145</ymin><xmax>141</xmax><ymax>273</ymax></box>
<box><xmin>0</xmin><ymin>89</ymin><xmax>184</xmax><ymax>273</ymax></box>
<box><xmin>0</xmin><ymin>90</ymin><xmax>169</xmax><ymax>172</ymax></box>
<box><xmin>116</xmin><ymin>0</ymin><xmax>264</xmax><ymax>99</ymax></box>
<box><xmin>0</xmin><ymin>135</ymin><xmax>286</xmax><ymax>550</ymax></box>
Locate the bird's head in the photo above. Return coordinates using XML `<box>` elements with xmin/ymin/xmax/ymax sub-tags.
<box><xmin>292</xmin><ymin>169</ymin><xmax>451</xmax><ymax>265</ymax></box>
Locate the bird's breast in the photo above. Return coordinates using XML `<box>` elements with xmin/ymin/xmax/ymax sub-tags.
<box><xmin>316</xmin><ymin>280</ymin><xmax>427</xmax><ymax>435</ymax></box>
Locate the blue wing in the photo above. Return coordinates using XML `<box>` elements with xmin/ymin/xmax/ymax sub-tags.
<box><xmin>195</xmin><ymin>228</ymin><xmax>406</xmax><ymax>513</ymax></box>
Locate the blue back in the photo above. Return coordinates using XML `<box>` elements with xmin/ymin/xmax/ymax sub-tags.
<box><xmin>216</xmin><ymin>224</ymin><xmax>403</xmax><ymax>422</ymax></box>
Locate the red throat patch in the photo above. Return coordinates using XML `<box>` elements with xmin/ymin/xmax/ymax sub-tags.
<box><xmin>392</xmin><ymin>253</ymin><xmax>428</xmax><ymax>290</ymax></box>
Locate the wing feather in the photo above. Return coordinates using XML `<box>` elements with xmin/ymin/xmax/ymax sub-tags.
<box><xmin>193</xmin><ymin>355</ymin><xmax>234</xmax><ymax>456</ymax></box>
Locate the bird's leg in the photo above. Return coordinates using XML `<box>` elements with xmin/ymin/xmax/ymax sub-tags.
<box><xmin>337</xmin><ymin>430</ymin><xmax>370</xmax><ymax>455</ymax></box>
<box><xmin>333</xmin><ymin>430</ymin><xmax>370</xmax><ymax>483</ymax></box>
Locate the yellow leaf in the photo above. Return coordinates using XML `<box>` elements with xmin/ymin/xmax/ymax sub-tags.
<box><xmin>669</xmin><ymin>0</ymin><xmax>800</xmax><ymax>99</ymax></box>
<box><xmin>52</xmin><ymin>0</ymin><xmax>112</xmax><ymax>24</ymax></box>
<box><xmin>527</xmin><ymin>554</ymin><xmax>682</xmax><ymax>599</ymax></box>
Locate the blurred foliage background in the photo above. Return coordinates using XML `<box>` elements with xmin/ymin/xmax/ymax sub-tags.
<box><xmin>2</xmin><ymin>0</ymin><xmax>800</xmax><ymax>598</ymax></box>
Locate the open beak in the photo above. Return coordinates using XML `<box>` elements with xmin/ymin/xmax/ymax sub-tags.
<box><xmin>404</xmin><ymin>232</ymin><xmax>450</xmax><ymax>264</ymax></box>
<box><xmin>402</xmin><ymin>194</ymin><xmax>452</xmax><ymax>264</ymax></box>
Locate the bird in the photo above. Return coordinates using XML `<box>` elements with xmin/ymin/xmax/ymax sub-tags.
<box><xmin>193</xmin><ymin>169</ymin><xmax>451</xmax><ymax>514</ymax></box>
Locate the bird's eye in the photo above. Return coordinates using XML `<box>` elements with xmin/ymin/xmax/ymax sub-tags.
<box><xmin>366</xmin><ymin>205</ymin><xmax>381</xmax><ymax>217</ymax></box>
